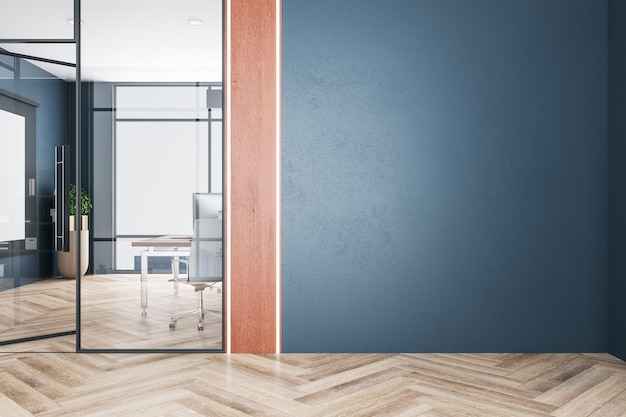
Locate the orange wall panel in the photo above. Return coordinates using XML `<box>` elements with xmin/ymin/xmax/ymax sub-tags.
<box><xmin>227</xmin><ymin>0</ymin><xmax>281</xmax><ymax>353</ymax></box>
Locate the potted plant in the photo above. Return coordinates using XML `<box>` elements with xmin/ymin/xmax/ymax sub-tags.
<box><xmin>58</xmin><ymin>184</ymin><xmax>93</xmax><ymax>278</ymax></box>
<box><xmin>69</xmin><ymin>184</ymin><xmax>93</xmax><ymax>230</ymax></box>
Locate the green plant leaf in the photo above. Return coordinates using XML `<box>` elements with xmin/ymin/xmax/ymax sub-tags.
<box><xmin>69</xmin><ymin>184</ymin><xmax>93</xmax><ymax>215</ymax></box>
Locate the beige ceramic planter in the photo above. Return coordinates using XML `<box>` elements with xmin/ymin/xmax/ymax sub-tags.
<box><xmin>57</xmin><ymin>215</ymin><xmax>89</xmax><ymax>279</ymax></box>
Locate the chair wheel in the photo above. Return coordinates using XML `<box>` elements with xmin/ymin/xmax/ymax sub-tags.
<box><xmin>169</xmin><ymin>322</ymin><xmax>176</xmax><ymax>329</ymax></box>
<box><xmin>198</xmin><ymin>324</ymin><xmax>204</xmax><ymax>330</ymax></box>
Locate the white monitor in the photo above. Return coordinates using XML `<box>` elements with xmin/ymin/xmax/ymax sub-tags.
<box><xmin>192</xmin><ymin>193</ymin><xmax>222</xmax><ymax>222</ymax></box>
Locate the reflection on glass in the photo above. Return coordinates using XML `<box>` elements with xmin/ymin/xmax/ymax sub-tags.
<box><xmin>0</xmin><ymin>44</ymin><xmax>77</xmax><ymax>81</ymax></box>
<box><xmin>82</xmin><ymin>0</ymin><xmax>223</xmax><ymax>351</ymax></box>
<box><xmin>0</xmin><ymin>0</ymin><xmax>223</xmax><ymax>352</ymax></box>
<box><xmin>0</xmin><ymin>51</ymin><xmax>76</xmax><ymax>346</ymax></box>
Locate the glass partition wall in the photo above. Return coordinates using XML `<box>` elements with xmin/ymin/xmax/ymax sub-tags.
<box><xmin>83</xmin><ymin>83</ymin><xmax>223</xmax><ymax>351</ymax></box>
<box><xmin>80</xmin><ymin>0</ymin><xmax>224</xmax><ymax>351</ymax></box>
<box><xmin>0</xmin><ymin>0</ymin><xmax>223</xmax><ymax>352</ymax></box>
<box><xmin>0</xmin><ymin>0</ymin><xmax>77</xmax><ymax>349</ymax></box>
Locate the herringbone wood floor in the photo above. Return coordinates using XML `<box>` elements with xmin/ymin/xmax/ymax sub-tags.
<box><xmin>0</xmin><ymin>337</ymin><xmax>625</xmax><ymax>416</ymax></box>
<box><xmin>0</xmin><ymin>278</ymin><xmax>75</xmax><ymax>343</ymax></box>
<box><xmin>0</xmin><ymin>274</ymin><xmax>222</xmax><ymax>350</ymax></box>
<box><xmin>1</xmin><ymin>277</ymin><xmax>626</xmax><ymax>416</ymax></box>
<box><xmin>80</xmin><ymin>274</ymin><xmax>222</xmax><ymax>350</ymax></box>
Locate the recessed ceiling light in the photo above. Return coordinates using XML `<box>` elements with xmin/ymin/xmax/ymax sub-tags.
<box><xmin>188</xmin><ymin>18</ymin><xmax>204</xmax><ymax>26</ymax></box>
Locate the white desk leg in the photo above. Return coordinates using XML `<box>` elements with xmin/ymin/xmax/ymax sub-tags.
<box><xmin>141</xmin><ymin>251</ymin><xmax>148</xmax><ymax>314</ymax></box>
<box><xmin>172</xmin><ymin>255</ymin><xmax>180</xmax><ymax>295</ymax></box>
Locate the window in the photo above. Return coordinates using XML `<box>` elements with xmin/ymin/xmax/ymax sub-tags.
<box><xmin>114</xmin><ymin>84</ymin><xmax>222</xmax><ymax>270</ymax></box>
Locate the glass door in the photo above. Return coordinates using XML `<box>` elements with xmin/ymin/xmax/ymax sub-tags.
<box><xmin>79</xmin><ymin>0</ymin><xmax>223</xmax><ymax>351</ymax></box>
<box><xmin>0</xmin><ymin>0</ymin><xmax>77</xmax><ymax>349</ymax></box>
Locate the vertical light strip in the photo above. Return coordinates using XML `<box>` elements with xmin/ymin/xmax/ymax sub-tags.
<box><xmin>225</xmin><ymin>0</ymin><xmax>232</xmax><ymax>354</ymax></box>
<box><xmin>275</xmin><ymin>0</ymin><xmax>282</xmax><ymax>354</ymax></box>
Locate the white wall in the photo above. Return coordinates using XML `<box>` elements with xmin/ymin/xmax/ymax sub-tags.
<box><xmin>0</xmin><ymin>108</ymin><xmax>25</xmax><ymax>242</ymax></box>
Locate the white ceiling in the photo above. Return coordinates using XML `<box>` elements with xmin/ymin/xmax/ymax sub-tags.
<box><xmin>0</xmin><ymin>0</ymin><xmax>222</xmax><ymax>82</ymax></box>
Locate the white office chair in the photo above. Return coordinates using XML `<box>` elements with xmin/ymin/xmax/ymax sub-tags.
<box><xmin>170</xmin><ymin>219</ymin><xmax>222</xmax><ymax>330</ymax></box>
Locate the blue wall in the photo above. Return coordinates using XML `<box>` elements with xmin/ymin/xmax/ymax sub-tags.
<box><xmin>282</xmin><ymin>0</ymin><xmax>608</xmax><ymax>352</ymax></box>
<box><xmin>609</xmin><ymin>0</ymin><xmax>626</xmax><ymax>361</ymax></box>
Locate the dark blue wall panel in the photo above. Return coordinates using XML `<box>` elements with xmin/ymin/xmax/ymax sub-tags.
<box><xmin>0</xmin><ymin>58</ymin><xmax>69</xmax><ymax>280</ymax></box>
<box><xmin>609</xmin><ymin>0</ymin><xmax>626</xmax><ymax>361</ymax></box>
<box><xmin>282</xmin><ymin>0</ymin><xmax>608</xmax><ymax>352</ymax></box>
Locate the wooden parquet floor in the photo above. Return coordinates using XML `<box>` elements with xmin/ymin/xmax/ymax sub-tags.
<box><xmin>0</xmin><ymin>278</ymin><xmax>75</xmax><ymax>343</ymax></box>
<box><xmin>80</xmin><ymin>274</ymin><xmax>222</xmax><ymax>350</ymax></box>
<box><xmin>0</xmin><ymin>274</ymin><xmax>222</xmax><ymax>350</ymax></box>
<box><xmin>0</xmin><ymin>338</ymin><xmax>625</xmax><ymax>417</ymax></box>
<box><xmin>1</xmin><ymin>277</ymin><xmax>626</xmax><ymax>415</ymax></box>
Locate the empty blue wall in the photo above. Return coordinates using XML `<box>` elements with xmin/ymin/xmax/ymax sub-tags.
<box><xmin>282</xmin><ymin>0</ymin><xmax>608</xmax><ymax>352</ymax></box>
<box><xmin>609</xmin><ymin>0</ymin><xmax>626</xmax><ymax>361</ymax></box>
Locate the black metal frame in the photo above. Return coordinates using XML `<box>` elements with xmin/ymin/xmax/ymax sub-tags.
<box><xmin>0</xmin><ymin>0</ymin><xmax>80</xmax><ymax>348</ymax></box>
<box><xmin>55</xmin><ymin>145</ymin><xmax>70</xmax><ymax>252</ymax></box>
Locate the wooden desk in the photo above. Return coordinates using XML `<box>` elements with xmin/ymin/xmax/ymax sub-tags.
<box><xmin>132</xmin><ymin>235</ymin><xmax>191</xmax><ymax>314</ymax></box>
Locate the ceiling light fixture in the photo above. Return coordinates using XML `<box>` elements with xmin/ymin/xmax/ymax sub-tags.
<box><xmin>188</xmin><ymin>18</ymin><xmax>204</xmax><ymax>26</ymax></box>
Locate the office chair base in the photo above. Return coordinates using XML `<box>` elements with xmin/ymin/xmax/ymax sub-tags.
<box><xmin>169</xmin><ymin>308</ymin><xmax>209</xmax><ymax>330</ymax></box>
<box><xmin>169</xmin><ymin>282</ymin><xmax>219</xmax><ymax>330</ymax></box>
